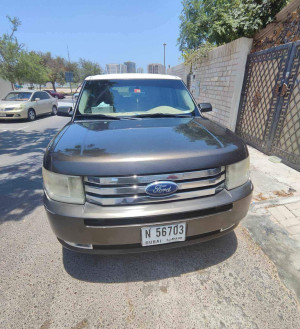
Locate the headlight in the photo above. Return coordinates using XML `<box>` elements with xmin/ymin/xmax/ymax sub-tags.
<box><xmin>225</xmin><ymin>157</ymin><xmax>250</xmax><ymax>190</ymax></box>
<box><xmin>42</xmin><ymin>168</ymin><xmax>85</xmax><ymax>204</ymax></box>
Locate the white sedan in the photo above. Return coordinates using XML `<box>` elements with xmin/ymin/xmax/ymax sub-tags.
<box><xmin>0</xmin><ymin>90</ymin><xmax>58</xmax><ymax>121</ymax></box>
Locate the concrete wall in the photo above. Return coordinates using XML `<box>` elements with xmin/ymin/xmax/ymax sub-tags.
<box><xmin>0</xmin><ymin>78</ymin><xmax>12</xmax><ymax>98</ymax></box>
<box><xmin>168</xmin><ymin>37</ymin><xmax>253</xmax><ymax>131</ymax></box>
<box><xmin>167</xmin><ymin>63</ymin><xmax>189</xmax><ymax>84</ymax></box>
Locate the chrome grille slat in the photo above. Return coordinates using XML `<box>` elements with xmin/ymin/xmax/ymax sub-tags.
<box><xmin>85</xmin><ymin>174</ymin><xmax>225</xmax><ymax>196</ymax></box>
<box><xmin>84</xmin><ymin>167</ymin><xmax>225</xmax><ymax>206</ymax></box>
<box><xmin>86</xmin><ymin>186</ymin><xmax>223</xmax><ymax>206</ymax></box>
<box><xmin>85</xmin><ymin>167</ymin><xmax>225</xmax><ymax>185</ymax></box>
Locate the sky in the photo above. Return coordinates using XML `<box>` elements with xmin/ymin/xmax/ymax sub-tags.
<box><xmin>0</xmin><ymin>0</ymin><xmax>184</xmax><ymax>72</ymax></box>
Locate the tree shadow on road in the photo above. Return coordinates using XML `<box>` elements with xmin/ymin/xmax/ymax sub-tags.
<box><xmin>0</xmin><ymin>127</ymin><xmax>61</xmax><ymax>223</ymax></box>
<box><xmin>0</xmin><ymin>160</ymin><xmax>43</xmax><ymax>223</ymax></box>
<box><xmin>0</xmin><ymin>126</ymin><xmax>59</xmax><ymax>157</ymax></box>
<box><xmin>63</xmin><ymin>232</ymin><xmax>238</xmax><ymax>282</ymax></box>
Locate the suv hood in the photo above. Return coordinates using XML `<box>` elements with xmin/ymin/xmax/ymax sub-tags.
<box><xmin>45</xmin><ymin>117</ymin><xmax>248</xmax><ymax>176</ymax></box>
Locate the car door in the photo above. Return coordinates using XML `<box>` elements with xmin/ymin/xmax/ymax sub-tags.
<box><xmin>31</xmin><ymin>92</ymin><xmax>43</xmax><ymax>115</ymax></box>
<box><xmin>40</xmin><ymin>91</ymin><xmax>52</xmax><ymax>113</ymax></box>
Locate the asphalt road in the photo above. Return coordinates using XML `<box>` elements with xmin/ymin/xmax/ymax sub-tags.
<box><xmin>0</xmin><ymin>115</ymin><xmax>299</xmax><ymax>329</ymax></box>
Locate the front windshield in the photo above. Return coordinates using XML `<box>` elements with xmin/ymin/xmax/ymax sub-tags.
<box><xmin>4</xmin><ymin>92</ymin><xmax>32</xmax><ymax>101</ymax></box>
<box><xmin>76</xmin><ymin>79</ymin><xmax>196</xmax><ymax>118</ymax></box>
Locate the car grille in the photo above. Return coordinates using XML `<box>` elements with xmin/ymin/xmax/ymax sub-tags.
<box><xmin>84</xmin><ymin>167</ymin><xmax>225</xmax><ymax>206</ymax></box>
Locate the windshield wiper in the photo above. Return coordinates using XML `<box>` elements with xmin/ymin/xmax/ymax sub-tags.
<box><xmin>74</xmin><ymin>114</ymin><xmax>139</xmax><ymax>121</ymax></box>
<box><xmin>130</xmin><ymin>113</ymin><xmax>193</xmax><ymax>118</ymax></box>
<box><xmin>75</xmin><ymin>115</ymin><xmax>120</xmax><ymax>120</ymax></box>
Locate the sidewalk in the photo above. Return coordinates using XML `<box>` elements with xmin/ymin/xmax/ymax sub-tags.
<box><xmin>248</xmin><ymin>146</ymin><xmax>300</xmax><ymax>242</ymax></box>
<box><xmin>243</xmin><ymin>146</ymin><xmax>300</xmax><ymax>300</ymax></box>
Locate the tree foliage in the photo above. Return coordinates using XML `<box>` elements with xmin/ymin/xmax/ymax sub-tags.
<box><xmin>0</xmin><ymin>16</ymin><xmax>102</xmax><ymax>89</ymax></box>
<box><xmin>39</xmin><ymin>52</ymin><xmax>67</xmax><ymax>90</ymax></box>
<box><xmin>17</xmin><ymin>51</ymin><xmax>49</xmax><ymax>86</ymax></box>
<box><xmin>181</xmin><ymin>42</ymin><xmax>216</xmax><ymax>66</ymax></box>
<box><xmin>0</xmin><ymin>16</ymin><xmax>23</xmax><ymax>88</ymax></box>
<box><xmin>78</xmin><ymin>58</ymin><xmax>102</xmax><ymax>80</ymax></box>
<box><xmin>178</xmin><ymin>0</ymin><xmax>289</xmax><ymax>51</ymax></box>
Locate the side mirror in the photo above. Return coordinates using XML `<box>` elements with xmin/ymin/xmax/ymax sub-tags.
<box><xmin>198</xmin><ymin>103</ymin><xmax>212</xmax><ymax>112</ymax></box>
<box><xmin>57</xmin><ymin>106</ymin><xmax>73</xmax><ymax>117</ymax></box>
<box><xmin>35</xmin><ymin>98</ymin><xmax>40</xmax><ymax>101</ymax></box>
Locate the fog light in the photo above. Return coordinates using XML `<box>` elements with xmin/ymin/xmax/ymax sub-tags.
<box><xmin>64</xmin><ymin>241</ymin><xmax>93</xmax><ymax>249</ymax></box>
<box><xmin>14</xmin><ymin>114</ymin><xmax>21</xmax><ymax>117</ymax></box>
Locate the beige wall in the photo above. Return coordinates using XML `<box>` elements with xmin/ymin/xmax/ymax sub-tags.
<box><xmin>0</xmin><ymin>77</ymin><xmax>12</xmax><ymax>98</ymax></box>
<box><xmin>167</xmin><ymin>63</ymin><xmax>189</xmax><ymax>84</ymax></box>
<box><xmin>168</xmin><ymin>37</ymin><xmax>253</xmax><ymax>131</ymax></box>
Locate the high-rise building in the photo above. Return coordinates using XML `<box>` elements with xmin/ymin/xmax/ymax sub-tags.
<box><xmin>147</xmin><ymin>63</ymin><xmax>165</xmax><ymax>74</ymax></box>
<box><xmin>106</xmin><ymin>63</ymin><xmax>127</xmax><ymax>74</ymax></box>
<box><xmin>124</xmin><ymin>61</ymin><xmax>136</xmax><ymax>73</ymax></box>
<box><xmin>137</xmin><ymin>67</ymin><xmax>144</xmax><ymax>73</ymax></box>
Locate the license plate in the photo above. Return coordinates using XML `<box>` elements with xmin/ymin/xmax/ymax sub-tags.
<box><xmin>0</xmin><ymin>113</ymin><xmax>6</xmax><ymax>117</ymax></box>
<box><xmin>141</xmin><ymin>223</ymin><xmax>186</xmax><ymax>247</ymax></box>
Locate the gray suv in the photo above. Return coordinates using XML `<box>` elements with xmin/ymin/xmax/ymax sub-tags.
<box><xmin>43</xmin><ymin>74</ymin><xmax>253</xmax><ymax>254</ymax></box>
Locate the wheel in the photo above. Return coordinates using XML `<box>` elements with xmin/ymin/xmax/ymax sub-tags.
<box><xmin>51</xmin><ymin>105</ymin><xmax>58</xmax><ymax>116</ymax></box>
<box><xmin>28</xmin><ymin>109</ymin><xmax>36</xmax><ymax>121</ymax></box>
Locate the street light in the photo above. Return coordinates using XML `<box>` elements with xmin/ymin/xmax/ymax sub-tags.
<box><xmin>163</xmin><ymin>43</ymin><xmax>166</xmax><ymax>74</ymax></box>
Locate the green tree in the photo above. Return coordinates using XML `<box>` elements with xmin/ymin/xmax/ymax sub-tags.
<box><xmin>0</xmin><ymin>16</ymin><xmax>23</xmax><ymax>89</ymax></box>
<box><xmin>39</xmin><ymin>52</ymin><xmax>66</xmax><ymax>90</ymax></box>
<box><xmin>17</xmin><ymin>51</ymin><xmax>49</xmax><ymax>87</ymax></box>
<box><xmin>178</xmin><ymin>0</ymin><xmax>289</xmax><ymax>51</ymax></box>
<box><xmin>78</xmin><ymin>58</ymin><xmax>102</xmax><ymax>80</ymax></box>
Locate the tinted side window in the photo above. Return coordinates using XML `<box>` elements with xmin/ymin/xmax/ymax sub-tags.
<box><xmin>31</xmin><ymin>92</ymin><xmax>39</xmax><ymax>101</ymax></box>
<box><xmin>41</xmin><ymin>92</ymin><xmax>50</xmax><ymax>100</ymax></box>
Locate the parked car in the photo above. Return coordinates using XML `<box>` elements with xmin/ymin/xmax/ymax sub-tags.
<box><xmin>14</xmin><ymin>83</ymin><xmax>23</xmax><ymax>89</ymax></box>
<box><xmin>72</xmin><ymin>84</ymin><xmax>82</xmax><ymax>101</ymax></box>
<box><xmin>43</xmin><ymin>89</ymin><xmax>65</xmax><ymax>99</ymax></box>
<box><xmin>0</xmin><ymin>90</ymin><xmax>58</xmax><ymax>121</ymax></box>
<box><xmin>73</xmin><ymin>92</ymin><xmax>79</xmax><ymax>100</ymax></box>
<box><xmin>43</xmin><ymin>73</ymin><xmax>253</xmax><ymax>254</ymax></box>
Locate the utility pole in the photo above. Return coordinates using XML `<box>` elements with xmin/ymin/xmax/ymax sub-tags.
<box><xmin>67</xmin><ymin>45</ymin><xmax>73</xmax><ymax>97</ymax></box>
<box><xmin>163</xmin><ymin>43</ymin><xmax>166</xmax><ymax>74</ymax></box>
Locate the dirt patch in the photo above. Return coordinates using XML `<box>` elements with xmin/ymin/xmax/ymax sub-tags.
<box><xmin>254</xmin><ymin>189</ymin><xmax>295</xmax><ymax>202</ymax></box>
<box><xmin>253</xmin><ymin>193</ymin><xmax>269</xmax><ymax>201</ymax></box>
<box><xmin>273</xmin><ymin>190</ymin><xmax>294</xmax><ymax>198</ymax></box>
<box><xmin>71</xmin><ymin>319</ymin><xmax>89</xmax><ymax>329</ymax></box>
<box><xmin>40</xmin><ymin>320</ymin><xmax>51</xmax><ymax>329</ymax></box>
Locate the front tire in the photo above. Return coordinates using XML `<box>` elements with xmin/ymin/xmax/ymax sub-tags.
<box><xmin>28</xmin><ymin>109</ymin><xmax>36</xmax><ymax>121</ymax></box>
<box><xmin>51</xmin><ymin>105</ymin><xmax>57</xmax><ymax>116</ymax></box>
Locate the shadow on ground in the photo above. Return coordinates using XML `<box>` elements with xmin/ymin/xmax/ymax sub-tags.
<box><xmin>0</xmin><ymin>114</ymin><xmax>52</xmax><ymax>125</ymax></box>
<box><xmin>63</xmin><ymin>231</ymin><xmax>237</xmax><ymax>282</ymax></box>
<box><xmin>0</xmin><ymin>125</ymin><xmax>58</xmax><ymax>157</ymax></box>
<box><xmin>0</xmin><ymin>127</ymin><xmax>61</xmax><ymax>223</ymax></box>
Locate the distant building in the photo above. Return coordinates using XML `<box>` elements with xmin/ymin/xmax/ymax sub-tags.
<box><xmin>137</xmin><ymin>67</ymin><xmax>144</xmax><ymax>73</ymax></box>
<box><xmin>147</xmin><ymin>63</ymin><xmax>165</xmax><ymax>74</ymax></box>
<box><xmin>106</xmin><ymin>63</ymin><xmax>127</xmax><ymax>74</ymax></box>
<box><xmin>124</xmin><ymin>61</ymin><xmax>136</xmax><ymax>73</ymax></box>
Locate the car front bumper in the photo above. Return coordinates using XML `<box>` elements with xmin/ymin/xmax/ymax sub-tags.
<box><xmin>0</xmin><ymin>109</ymin><xmax>28</xmax><ymax>120</ymax></box>
<box><xmin>44</xmin><ymin>181</ymin><xmax>253</xmax><ymax>254</ymax></box>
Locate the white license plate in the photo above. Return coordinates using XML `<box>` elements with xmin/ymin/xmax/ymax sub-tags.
<box><xmin>141</xmin><ymin>223</ymin><xmax>186</xmax><ymax>247</ymax></box>
<box><xmin>0</xmin><ymin>113</ymin><xmax>6</xmax><ymax>117</ymax></box>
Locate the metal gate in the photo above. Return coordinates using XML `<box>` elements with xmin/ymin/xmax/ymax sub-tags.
<box><xmin>236</xmin><ymin>41</ymin><xmax>300</xmax><ymax>171</ymax></box>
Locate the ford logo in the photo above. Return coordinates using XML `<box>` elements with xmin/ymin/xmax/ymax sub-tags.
<box><xmin>145</xmin><ymin>181</ymin><xmax>178</xmax><ymax>197</ymax></box>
